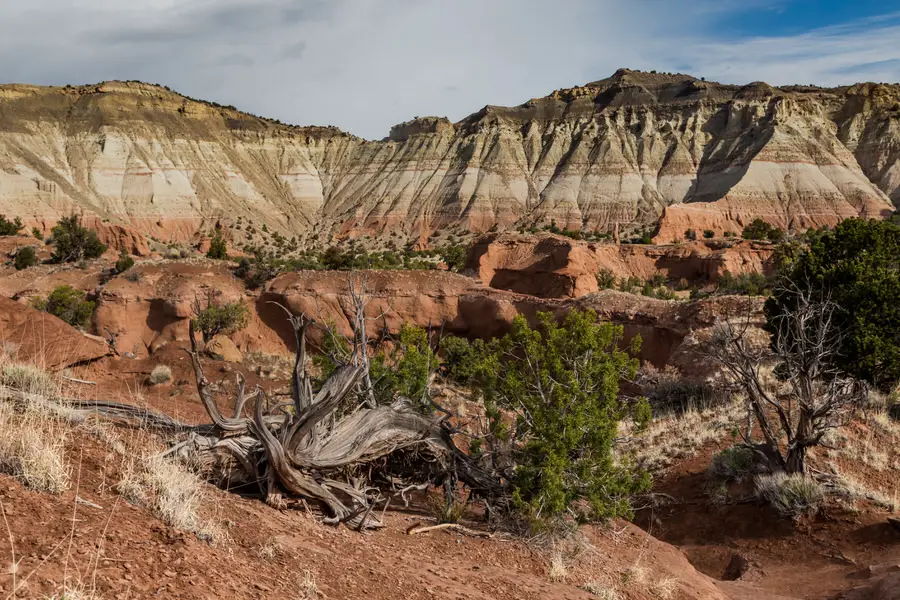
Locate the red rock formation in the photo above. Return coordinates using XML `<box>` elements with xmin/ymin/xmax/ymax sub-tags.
<box><xmin>468</xmin><ymin>233</ymin><xmax>774</xmax><ymax>298</ymax></box>
<box><xmin>0</xmin><ymin>296</ymin><xmax>109</xmax><ymax>369</ymax></box>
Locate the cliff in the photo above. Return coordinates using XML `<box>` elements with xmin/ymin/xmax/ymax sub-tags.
<box><xmin>1</xmin><ymin>70</ymin><xmax>898</xmax><ymax>245</ymax></box>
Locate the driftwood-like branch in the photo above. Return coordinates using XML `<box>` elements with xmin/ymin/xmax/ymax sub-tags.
<box><xmin>177</xmin><ymin>313</ymin><xmax>502</xmax><ymax>529</ymax></box>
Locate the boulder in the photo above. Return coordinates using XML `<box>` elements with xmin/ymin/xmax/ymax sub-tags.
<box><xmin>204</xmin><ymin>335</ymin><xmax>242</xmax><ymax>362</ymax></box>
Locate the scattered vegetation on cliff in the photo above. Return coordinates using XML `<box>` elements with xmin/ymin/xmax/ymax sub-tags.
<box><xmin>13</xmin><ymin>246</ymin><xmax>38</xmax><ymax>270</ymax></box>
<box><xmin>49</xmin><ymin>215</ymin><xmax>107</xmax><ymax>263</ymax></box>
<box><xmin>742</xmin><ymin>218</ymin><xmax>785</xmax><ymax>242</ymax></box>
<box><xmin>0</xmin><ymin>214</ymin><xmax>24</xmax><ymax>236</ymax></box>
<box><xmin>191</xmin><ymin>294</ymin><xmax>250</xmax><ymax>343</ymax></box>
<box><xmin>206</xmin><ymin>226</ymin><xmax>228</xmax><ymax>260</ymax></box>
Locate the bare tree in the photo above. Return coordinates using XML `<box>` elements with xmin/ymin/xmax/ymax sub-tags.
<box><xmin>710</xmin><ymin>284</ymin><xmax>867</xmax><ymax>474</ymax></box>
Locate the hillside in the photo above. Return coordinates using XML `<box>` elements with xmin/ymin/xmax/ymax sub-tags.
<box><xmin>1</xmin><ymin>70</ymin><xmax>899</xmax><ymax>247</ymax></box>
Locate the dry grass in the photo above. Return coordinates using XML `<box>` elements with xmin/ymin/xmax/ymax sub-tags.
<box><xmin>147</xmin><ymin>365</ymin><xmax>172</xmax><ymax>385</ymax></box>
<box><xmin>832</xmin><ymin>470</ymin><xmax>898</xmax><ymax>512</ymax></box>
<box><xmin>623</xmin><ymin>397</ymin><xmax>744</xmax><ymax>472</ymax></box>
<box><xmin>581</xmin><ymin>580</ymin><xmax>618</xmax><ymax>599</ymax></box>
<box><xmin>255</xmin><ymin>538</ymin><xmax>282</xmax><ymax>559</ymax></box>
<box><xmin>649</xmin><ymin>576</ymin><xmax>679</xmax><ymax>599</ymax></box>
<box><xmin>547</xmin><ymin>549</ymin><xmax>569</xmax><ymax>582</ymax></box>
<box><xmin>298</xmin><ymin>570</ymin><xmax>319</xmax><ymax>600</ymax></box>
<box><xmin>756</xmin><ymin>473</ymin><xmax>823</xmax><ymax>518</ymax></box>
<box><xmin>1</xmin><ymin>362</ymin><xmax>60</xmax><ymax>398</ymax></box>
<box><xmin>0</xmin><ymin>399</ymin><xmax>70</xmax><ymax>493</ymax></box>
<box><xmin>44</xmin><ymin>584</ymin><xmax>102</xmax><ymax>599</ymax></box>
<box><xmin>117</xmin><ymin>453</ymin><xmax>226</xmax><ymax>545</ymax></box>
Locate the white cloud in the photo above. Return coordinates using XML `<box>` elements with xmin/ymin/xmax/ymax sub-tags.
<box><xmin>0</xmin><ymin>1</ymin><xmax>898</xmax><ymax>139</ymax></box>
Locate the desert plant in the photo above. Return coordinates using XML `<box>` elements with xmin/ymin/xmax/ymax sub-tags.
<box><xmin>755</xmin><ymin>473</ymin><xmax>823</xmax><ymax>518</ymax></box>
<box><xmin>13</xmin><ymin>246</ymin><xmax>38</xmax><ymax>270</ymax></box>
<box><xmin>708</xmin><ymin>445</ymin><xmax>756</xmax><ymax>482</ymax></box>
<box><xmin>711</xmin><ymin>289</ymin><xmax>867</xmax><ymax>474</ymax></box>
<box><xmin>31</xmin><ymin>226</ymin><xmax>42</xmax><ymax>240</ymax></box>
<box><xmin>1</xmin><ymin>363</ymin><xmax>59</xmax><ymax>398</ymax></box>
<box><xmin>597</xmin><ymin>269</ymin><xmax>616</xmax><ymax>289</ymax></box>
<box><xmin>31</xmin><ymin>285</ymin><xmax>96</xmax><ymax>330</ymax></box>
<box><xmin>50</xmin><ymin>215</ymin><xmax>106</xmax><ymax>263</ymax></box>
<box><xmin>684</xmin><ymin>229</ymin><xmax>697</xmax><ymax>241</ymax></box>
<box><xmin>456</xmin><ymin>310</ymin><xmax>650</xmax><ymax>520</ymax></box>
<box><xmin>0</xmin><ymin>214</ymin><xmax>23</xmax><ymax>236</ymax></box>
<box><xmin>766</xmin><ymin>218</ymin><xmax>900</xmax><ymax>390</ymax></box>
<box><xmin>0</xmin><ymin>402</ymin><xmax>69</xmax><ymax>493</ymax></box>
<box><xmin>115</xmin><ymin>249</ymin><xmax>134</xmax><ymax>273</ymax></box>
<box><xmin>206</xmin><ymin>228</ymin><xmax>228</xmax><ymax>260</ymax></box>
<box><xmin>148</xmin><ymin>365</ymin><xmax>172</xmax><ymax>385</ymax></box>
<box><xmin>191</xmin><ymin>294</ymin><xmax>249</xmax><ymax>343</ymax></box>
<box><xmin>741</xmin><ymin>218</ymin><xmax>783</xmax><ymax>241</ymax></box>
<box><xmin>703</xmin><ymin>229</ymin><xmax>715</xmax><ymax>239</ymax></box>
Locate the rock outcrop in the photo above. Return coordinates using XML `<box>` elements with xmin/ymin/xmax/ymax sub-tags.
<box><xmin>468</xmin><ymin>233</ymin><xmax>774</xmax><ymax>298</ymax></box>
<box><xmin>0</xmin><ymin>295</ymin><xmax>109</xmax><ymax>369</ymax></box>
<box><xmin>0</xmin><ymin>71</ymin><xmax>897</xmax><ymax>246</ymax></box>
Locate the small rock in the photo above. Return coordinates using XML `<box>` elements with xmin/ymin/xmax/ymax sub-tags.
<box><xmin>204</xmin><ymin>335</ymin><xmax>243</xmax><ymax>363</ymax></box>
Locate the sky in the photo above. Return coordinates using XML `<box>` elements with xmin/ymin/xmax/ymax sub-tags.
<box><xmin>1</xmin><ymin>0</ymin><xmax>898</xmax><ymax>140</ymax></box>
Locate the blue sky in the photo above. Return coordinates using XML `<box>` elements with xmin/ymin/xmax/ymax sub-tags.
<box><xmin>0</xmin><ymin>0</ymin><xmax>898</xmax><ymax>139</ymax></box>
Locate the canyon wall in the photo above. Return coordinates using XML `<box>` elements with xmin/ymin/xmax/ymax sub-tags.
<box><xmin>1</xmin><ymin>70</ymin><xmax>898</xmax><ymax>246</ymax></box>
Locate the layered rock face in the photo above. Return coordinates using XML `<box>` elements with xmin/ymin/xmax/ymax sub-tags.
<box><xmin>468</xmin><ymin>233</ymin><xmax>774</xmax><ymax>298</ymax></box>
<box><xmin>1</xmin><ymin>72</ymin><xmax>898</xmax><ymax>245</ymax></box>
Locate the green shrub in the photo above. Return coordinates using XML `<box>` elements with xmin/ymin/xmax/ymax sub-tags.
<box><xmin>0</xmin><ymin>215</ymin><xmax>23</xmax><ymax>236</ymax></box>
<box><xmin>192</xmin><ymin>300</ymin><xmax>249</xmax><ymax>343</ymax></box>
<box><xmin>206</xmin><ymin>229</ymin><xmax>227</xmax><ymax>260</ymax></box>
<box><xmin>370</xmin><ymin>324</ymin><xmax>436</xmax><ymax>410</ymax></box>
<box><xmin>632</xmin><ymin>396</ymin><xmax>652</xmax><ymax>432</ymax></box>
<box><xmin>755</xmin><ymin>473</ymin><xmax>823</xmax><ymax>519</ymax></box>
<box><xmin>460</xmin><ymin>310</ymin><xmax>649</xmax><ymax>520</ymax></box>
<box><xmin>115</xmin><ymin>249</ymin><xmax>135</xmax><ymax>273</ymax></box>
<box><xmin>32</xmin><ymin>285</ymin><xmax>95</xmax><ymax>330</ymax></box>
<box><xmin>684</xmin><ymin>229</ymin><xmax>697</xmax><ymax>241</ymax></box>
<box><xmin>596</xmin><ymin>269</ymin><xmax>616</xmax><ymax>289</ymax></box>
<box><xmin>31</xmin><ymin>227</ymin><xmax>42</xmax><ymax>240</ymax></box>
<box><xmin>716</xmin><ymin>271</ymin><xmax>772</xmax><ymax>296</ymax></box>
<box><xmin>50</xmin><ymin>215</ymin><xmax>106</xmax><ymax>263</ymax></box>
<box><xmin>437</xmin><ymin>245</ymin><xmax>467</xmax><ymax>272</ymax></box>
<box><xmin>741</xmin><ymin>218</ymin><xmax>782</xmax><ymax>241</ymax></box>
<box><xmin>703</xmin><ymin>229</ymin><xmax>715</xmax><ymax>239</ymax></box>
<box><xmin>14</xmin><ymin>247</ymin><xmax>38</xmax><ymax>271</ymax></box>
<box><xmin>765</xmin><ymin>218</ymin><xmax>900</xmax><ymax>389</ymax></box>
<box><xmin>708</xmin><ymin>446</ymin><xmax>756</xmax><ymax>482</ymax></box>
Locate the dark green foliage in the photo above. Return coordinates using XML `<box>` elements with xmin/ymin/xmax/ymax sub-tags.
<box><xmin>50</xmin><ymin>215</ymin><xmax>107</xmax><ymax>263</ymax></box>
<box><xmin>632</xmin><ymin>397</ymin><xmax>652</xmax><ymax>432</ymax></box>
<box><xmin>708</xmin><ymin>446</ymin><xmax>756</xmax><ymax>482</ymax></box>
<box><xmin>716</xmin><ymin>271</ymin><xmax>772</xmax><ymax>296</ymax></box>
<box><xmin>596</xmin><ymin>269</ymin><xmax>616</xmax><ymax>289</ymax></box>
<box><xmin>723</xmin><ymin>231</ymin><xmax>736</xmax><ymax>238</ymax></box>
<box><xmin>115</xmin><ymin>249</ymin><xmax>134</xmax><ymax>273</ymax></box>
<box><xmin>742</xmin><ymin>218</ymin><xmax>784</xmax><ymax>242</ymax></box>
<box><xmin>370</xmin><ymin>324</ymin><xmax>436</xmax><ymax>410</ymax></box>
<box><xmin>31</xmin><ymin>227</ymin><xmax>43</xmax><ymax>240</ymax></box>
<box><xmin>13</xmin><ymin>247</ymin><xmax>38</xmax><ymax>271</ymax></box>
<box><xmin>703</xmin><ymin>229</ymin><xmax>715</xmax><ymax>239</ymax></box>
<box><xmin>444</xmin><ymin>310</ymin><xmax>649</xmax><ymax>520</ymax></box>
<box><xmin>0</xmin><ymin>215</ymin><xmax>23</xmax><ymax>236</ymax></box>
<box><xmin>32</xmin><ymin>285</ymin><xmax>95</xmax><ymax>330</ymax></box>
<box><xmin>207</xmin><ymin>229</ymin><xmax>228</xmax><ymax>260</ymax></box>
<box><xmin>193</xmin><ymin>300</ymin><xmax>249</xmax><ymax>343</ymax></box>
<box><xmin>684</xmin><ymin>229</ymin><xmax>697</xmax><ymax>241</ymax></box>
<box><xmin>764</xmin><ymin>218</ymin><xmax>900</xmax><ymax>389</ymax></box>
<box><xmin>437</xmin><ymin>245</ymin><xmax>467</xmax><ymax>272</ymax></box>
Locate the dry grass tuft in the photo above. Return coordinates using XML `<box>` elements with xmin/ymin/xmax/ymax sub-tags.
<box><xmin>255</xmin><ymin>538</ymin><xmax>282</xmax><ymax>559</ymax></box>
<box><xmin>624</xmin><ymin>397</ymin><xmax>744</xmax><ymax>472</ymax></box>
<box><xmin>0</xmin><ymin>362</ymin><xmax>60</xmax><ymax>398</ymax></box>
<box><xmin>117</xmin><ymin>453</ymin><xmax>226</xmax><ymax>545</ymax></box>
<box><xmin>44</xmin><ymin>584</ymin><xmax>102</xmax><ymax>599</ymax></box>
<box><xmin>756</xmin><ymin>473</ymin><xmax>823</xmax><ymax>518</ymax></box>
<box><xmin>298</xmin><ymin>570</ymin><xmax>319</xmax><ymax>600</ymax></box>
<box><xmin>147</xmin><ymin>365</ymin><xmax>172</xmax><ymax>385</ymax></box>
<box><xmin>547</xmin><ymin>549</ymin><xmax>569</xmax><ymax>582</ymax></box>
<box><xmin>649</xmin><ymin>576</ymin><xmax>679</xmax><ymax>599</ymax></box>
<box><xmin>581</xmin><ymin>580</ymin><xmax>619</xmax><ymax>599</ymax></box>
<box><xmin>0</xmin><ymin>401</ymin><xmax>69</xmax><ymax>493</ymax></box>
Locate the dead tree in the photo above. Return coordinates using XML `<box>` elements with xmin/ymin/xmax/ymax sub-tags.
<box><xmin>164</xmin><ymin>309</ymin><xmax>502</xmax><ymax>528</ymax></box>
<box><xmin>710</xmin><ymin>285</ymin><xmax>866</xmax><ymax>474</ymax></box>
